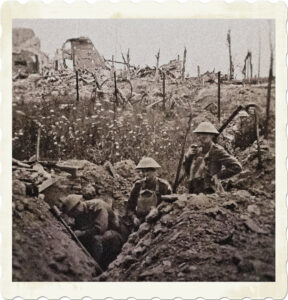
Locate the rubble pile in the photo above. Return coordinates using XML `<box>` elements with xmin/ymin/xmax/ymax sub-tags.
<box><xmin>229</xmin><ymin>137</ymin><xmax>275</xmax><ymax>196</ymax></box>
<box><xmin>100</xmin><ymin>190</ymin><xmax>274</xmax><ymax>281</ymax></box>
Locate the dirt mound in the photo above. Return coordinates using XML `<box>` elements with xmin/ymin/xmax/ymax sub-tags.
<box><xmin>13</xmin><ymin>193</ymin><xmax>100</xmax><ymax>281</ymax></box>
<box><xmin>99</xmin><ymin>191</ymin><xmax>274</xmax><ymax>281</ymax></box>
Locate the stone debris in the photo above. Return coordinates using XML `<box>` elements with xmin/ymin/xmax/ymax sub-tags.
<box><xmin>100</xmin><ymin>191</ymin><xmax>274</xmax><ymax>281</ymax></box>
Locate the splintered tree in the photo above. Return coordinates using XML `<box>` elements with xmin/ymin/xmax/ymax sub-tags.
<box><xmin>242</xmin><ymin>51</ymin><xmax>252</xmax><ymax>81</ymax></box>
<box><xmin>155</xmin><ymin>49</ymin><xmax>160</xmax><ymax>81</ymax></box>
<box><xmin>258</xmin><ymin>32</ymin><xmax>261</xmax><ymax>80</ymax></box>
<box><xmin>181</xmin><ymin>47</ymin><xmax>187</xmax><ymax>82</ymax></box>
<box><xmin>227</xmin><ymin>29</ymin><xmax>234</xmax><ymax>80</ymax></box>
<box><xmin>121</xmin><ymin>49</ymin><xmax>131</xmax><ymax>78</ymax></box>
<box><xmin>264</xmin><ymin>35</ymin><xmax>274</xmax><ymax>139</ymax></box>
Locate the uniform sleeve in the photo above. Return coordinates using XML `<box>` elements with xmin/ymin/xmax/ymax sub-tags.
<box><xmin>127</xmin><ymin>181</ymin><xmax>142</xmax><ymax>212</ymax></box>
<box><xmin>183</xmin><ymin>151</ymin><xmax>194</xmax><ymax>175</ymax></box>
<box><xmin>159</xmin><ymin>179</ymin><xmax>172</xmax><ymax>195</ymax></box>
<box><xmin>215</xmin><ymin>146</ymin><xmax>242</xmax><ymax>179</ymax></box>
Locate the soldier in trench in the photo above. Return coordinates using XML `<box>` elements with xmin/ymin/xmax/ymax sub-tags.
<box><xmin>183</xmin><ymin>121</ymin><xmax>242</xmax><ymax>194</ymax></box>
<box><xmin>126</xmin><ymin>157</ymin><xmax>172</xmax><ymax>227</ymax></box>
<box><xmin>61</xmin><ymin>194</ymin><xmax>127</xmax><ymax>269</ymax></box>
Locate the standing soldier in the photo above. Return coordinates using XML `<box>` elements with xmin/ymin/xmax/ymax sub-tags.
<box><xmin>61</xmin><ymin>194</ymin><xmax>126</xmax><ymax>269</ymax></box>
<box><xmin>183</xmin><ymin>121</ymin><xmax>242</xmax><ymax>194</ymax></box>
<box><xmin>127</xmin><ymin>157</ymin><xmax>172</xmax><ymax>225</ymax></box>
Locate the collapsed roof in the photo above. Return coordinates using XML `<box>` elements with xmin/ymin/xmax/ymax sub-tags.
<box><xmin>61</xmin><ymin>37</ymin><xmax>106</xmax><ymax>72</ymax></box>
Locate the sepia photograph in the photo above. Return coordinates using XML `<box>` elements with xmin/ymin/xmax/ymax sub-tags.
<box><xmin>10</xmin><ymin>18</ymin><xmax>278</xmax><ymax>283</ymax></box>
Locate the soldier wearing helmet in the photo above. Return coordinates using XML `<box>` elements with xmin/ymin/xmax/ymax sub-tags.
<box><xmin>183</xmin><ymin>121</ymin><xmax>242</xmax><ymax>194</ymax></box>
<box><xmin>61</xmin><ymin>194</ymin><xmax>126</xmax><ymax>268</ymax></box>
<box><xmin>127</xmin><ymin>157</ymin><xmax>172</xmax><ymax>224</ymax></box>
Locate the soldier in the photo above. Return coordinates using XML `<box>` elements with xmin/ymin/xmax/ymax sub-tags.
<box><xmin>127</xmin><ymin>157</ymin><xmax>172</xmax><ymax>225</ymax></box>
<box><xmin>61</xmin><ymin>194</ymin><xmax>125</xmax><ymax>269</ymax></box>
<box><xmin>183</xmin><ymin>121</ymin><xmax>242</xmax><ymax>194</ymax></box>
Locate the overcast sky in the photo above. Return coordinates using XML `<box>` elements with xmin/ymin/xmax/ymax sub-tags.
<box><xmin>13</xmin><ymin>19</ymin><xmax>274</xmax><ymax>78</ymax></box>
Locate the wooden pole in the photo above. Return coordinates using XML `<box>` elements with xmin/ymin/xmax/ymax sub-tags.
<box><xmin>197</xmin><ymin>65</ymin><xmax>200</xmax><ymax>79</ymax></box>
<box><xmin>114</xmin><ymin>71</ymin><xmax>118</xmax><ymax>106</ymax></box>
<box><xmin>182</xmin><ymin>47</ymin><xmax>187</xmax><ymax>81</ymax></box>
<box><xmin>227</xmin><ymin>30</ymin><xmax>233</xmax><ymax>80</ymax></box>
<box><xmin>155</xmin><ymin>49</ymin><xmax>160</xmax><ymax>81</ymax></box>
<box><xmin>258</xmin><ymin>35</ymin><xmax>261</xmax><ymax>80</ymax></box>
<box><xmin>217</xmin><ymin>71</ymin><xmax>221</xmax><ymax>121</ymax></box>
<box><xmin>254</xmin><ymin>111</ymin><xmax>262</xmax><ymax>168</ymax></box>
<box><xmin>76</xmin><ymin>70</ymin><xmax>79</xmax><ymax>102</ymax></box>
<box><xmin>162</xmin><ymin>73</ymin><xmax>166</xmax><ymax>111</ymax></box>
<box><xmin>264</xmin><ymin>51</ymin><xmax>273</xmax><ymax>139</ymax></box>
<box><xmin>173</xmin><ymin>114</ymin><xmax>193</xmax><ymax>192</ymax></box>
<box><xmin>36</xmin><ymin>127</ymin><xmax>41</xmax><ymax>161</ymax></box>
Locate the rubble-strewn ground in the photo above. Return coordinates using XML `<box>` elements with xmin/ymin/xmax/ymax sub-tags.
<box><xmin>12</xmin><ymin>69</ymin><xmax>275</xmax><ymax>281</ymax></box>
<box><xmin>100</xmin><ymin>191</ymin><xmax>274</xmax><ymax>281</ymax></box>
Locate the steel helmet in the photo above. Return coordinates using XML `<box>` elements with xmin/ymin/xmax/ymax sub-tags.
<box><xmin>61</xmin><ymin>194</ymin><xmax>82</xmax><ymax>212</ymax></box>
<box><xmin>238</xmin><ymin>110</ymin><xmax>249</xmax><ymax>118</ymax></box>
<box><xmin>136</xmin><ymin>157</ymin><xmax>161</xmax><ymax>169</ymax></box>
<box><xmin>193</xmin><ymin>121</ymin><xmax>219</xmax><ymax>135</ymax></box>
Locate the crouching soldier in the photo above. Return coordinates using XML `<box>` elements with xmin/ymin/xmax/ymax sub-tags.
<box><xmin>61</xmin><ymin>194</ymin><xmax>125</xmax><ymax>269</ymax></box>
<box><xmin>127</xmin><ymin>157</ymin><xmax>172</xmax><ymax>226</ymax></box>
<box><xmin>183</xmin><ymin>121</ymin><xmax>242</xmax><ymax>194</ymax></box>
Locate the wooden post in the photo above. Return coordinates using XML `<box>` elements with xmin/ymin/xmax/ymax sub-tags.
<box><xmin>264</xmin><ymin>51</ymin><xmax>273</xmax><ymax>139</ymax></box>
<box><xmin>258</xmin><ymin>35</ymin><xmax>261</xmax><ymax>80</ymax></box>
<box><xmin>162</xmin><ymin>73</ymin><xmax>166</xmax><ymax>111</ymax></box>
<box><xmin>197</xmin><ymin>65</ymin><xmax>200</xmax><ymax>79</ymax></box>
<box><xmin>181</xmin><ymin>47</ymin><xmax>187</xmax><ymax>82</ymax></box>
<box><xmin>254</xmin><ymin>111</ymin><xmax>262</xmax><ymax>168</ymax></box>
<box><xmin>36</xmin><ymin>127</ymin><xmax>41</xmax><ymax>161</ymax></box>
<box><xmin>126</xmin><ymin>49</ymin><xmax>131</xmax><ymax>79</ymax></box>
<box><xmin>155</xmin><ymin>49</ymin><xmax>160</xmax><ymax>81</ymax></box>
<box><xmin>217</xmin><ymin>71</ymin><xmax>221</xmax><ymax>121</ymax></box>
<box><xmin>75</xmin><ymin>70</ymin><xmax>79</xmax><ymax>102</ymax></box>
<box><xmin>227</xmin><ymin>30</ymin><xmax>234</xmax><ymax>80</ymax></box>
<box><xmin>114</xmin><ymin>71</ymin><xmax>118</xmax><ymax>106</ymax></box>
<box><xmin>250</xmin><ymin>53</ymin><xmax>253</xmax><ymax>80</ymax></box>
<box><xmin>173</xmin><ymin>114</ymin><xmax>193</xmax><ymax>193</ymax></box>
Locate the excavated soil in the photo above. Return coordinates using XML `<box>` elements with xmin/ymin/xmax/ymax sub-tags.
<box><xmin>13</xmin><ymin>194</ymin><xmax>100</xmax><ymax>281</ymax></box>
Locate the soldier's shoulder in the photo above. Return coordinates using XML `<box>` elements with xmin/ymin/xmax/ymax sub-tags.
<box><xmin>133</xmin><ymin>178</ymin><xmax>145</xmax><ymax>186</ymax></box>
<box><xmin>157</xmin><ymin>178</ymin><xmax>171</xmax><ymax>187</ymax></box>
<box><xmin>212</xmin><ymin>143</ymin><xmax>228</xmax><ymax>154</ymax></box>
<box><xmin>86</xmin><ymin>198</ymin><xmax>107</xmax><ymax>210</ymax></box>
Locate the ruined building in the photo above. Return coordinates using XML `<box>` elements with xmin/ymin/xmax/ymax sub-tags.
<box><xmin>61</xmin><ymin>37</ymin><xmax>106</xmax><ymax>72</ymax></box>
<box><xmin>12</xmin><ymin>28</ymin><xmax>49</xmax><ymax>74</ymax></box>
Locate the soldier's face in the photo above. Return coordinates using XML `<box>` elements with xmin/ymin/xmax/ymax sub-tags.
<box><xmin>142</xmin><ymin>168</ymin><xmax>156</xmax><ymax>180</ymax></box>
<box><xmin>197</xmin><ymin>133</ymin><xmax>214</xmax><ymax>147</ymax></box>
<box><xmin>69</xmin><ymin>202</ymin><xmax>85</xmax><ymax>217</ymax></box>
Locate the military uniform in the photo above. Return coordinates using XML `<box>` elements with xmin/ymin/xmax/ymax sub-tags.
<box><xmin>73</xmin><ymin>199</ymin><xmax>124</xmax><ymax>269</ymax></box>
<box><xmin>183</xmin><ymin>142</ymin><xmax>242</xmax><ymax>194</ymax></box>
<box><xmin>127</xmin><ymin>177</ymin><xmax>172</xmax><ymax>217</ymax></box>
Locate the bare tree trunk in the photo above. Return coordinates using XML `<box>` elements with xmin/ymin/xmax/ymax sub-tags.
<box><xmin>258</xmin><ymin>34</ymin><xmax>261</xmax><ymax>80</ymax></box>
<box><xmin>162</xmin><ymin>73</ymin><xmax>166</xmax><ymax>111</ymax></box>
<box><xmin>36</xmin><ymin>127</ymin><xmax>41</xmax><ymax>161</ymax></box>
<box><xmin>181</xmin><ymin>47</ymin><xmax>187</xmax><ymax>82</ymax></box>
<box><xmin>126</xmin><ymin>48</ymin><xmax>130</xmax><ymax>79</ymax></box>
<box><xmin>217</xmin><ymin>72</ymin><xmax>221</xmax><ymax>121</ymax></box>
<box><xmin>227</xmin><ymin>30</ymin><xmax>234</xmax><ymax>80</ymax></box>
<box><xmin>75</xmin><ymin>70</ymin><xmax>79</xmax><ymax>102</ymax></box>
<box><xmin>254</xmin><ymin>111</ymin><xmax>262</xmax><ymax>168</ymax></box>
<box><xmin>155</xmin><ymin>49</ymin><xmax>160</xmax><ymax>82</ymax></box>
<box><xmin>264</xmin><ymin>50</ymin><xmax>273</xmax><ymax>139</ymax></box>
